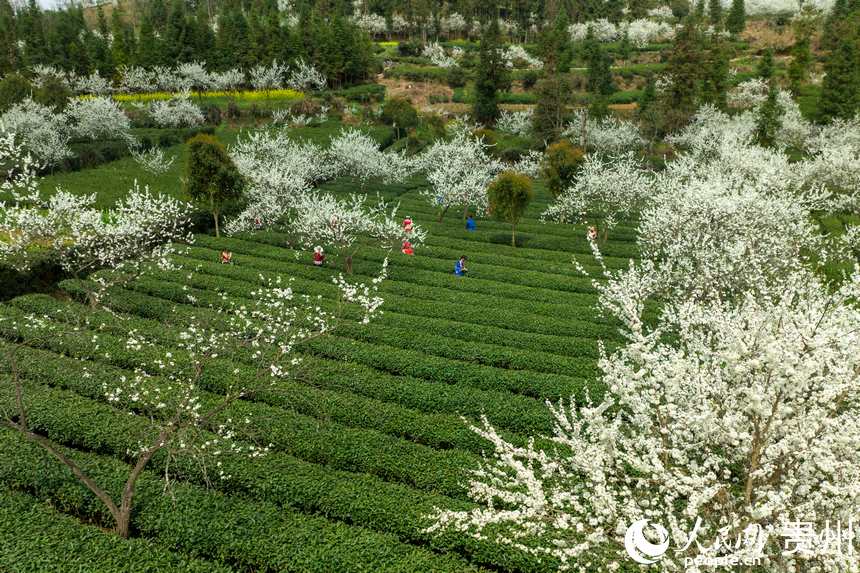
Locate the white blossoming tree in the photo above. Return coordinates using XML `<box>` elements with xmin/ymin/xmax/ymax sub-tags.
<box><xmin>427</xmin><ymin>265</ymin><xmax>860</xmax><ymax>572</ymax></box>
<box><xmin>417</xmin><ymin>130</ymin><xmax>502</xmax><ymax>221</ymax></box>
<box><xmin>327</xmin><ymin>128</ymin><xmax>413</xmax><ymax>187</ymax></box>
<box><xmin>0</xmin><ymin>133</ymin><xmax>192</xmax><ymax>305</ymax></box>
<box><xmin>288</xmin><ymin>191</ymin><xmax>425</xmax><ymax>273</ymax></box>
<box><xmin>177</xmin><ymin>61</ymin><xmax>213</xmax><ymax>96</ymax></box>
<box><xmin>226</xmin><ymin>130</ymin><xmax>336</xmax><ymax>233</ymax></box>
<box><xmin>543</xmin><ymin>151</ymin><xmax>652</xmax><ymax>241</ymax></box>
<box><xmin>64</xmin><ymin>96</ymin><xmax>133</xmax><ymax>143</ymax></box>
<box><xmin>149</xmin><ymin>95</ymin><xmax>205</xmax><ymax>128</ymax></box>
<box><xmin>286</xmin><ymin>58</ymin><xmax>327</xmax><ymax>92</ymax></box>
<box><xmin>250</xmin><ymin>60</ymin><xmax>287</xmax><ymax>95</ymax></box>
<box><xmin>0</xmin><ymin>98</ymin><xmax>72</xmax><ymax>166</ymax></box>
<box><xmin>119</xmin><ymin>66</ymin><xmax>155</xmax><ymax>96</ymax></box>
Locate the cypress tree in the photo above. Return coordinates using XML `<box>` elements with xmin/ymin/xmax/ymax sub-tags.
<box><xmin>585</xmin><ymin>27</ymin><xmax>615</xmax><ymax>97</ymax></box>
<box><xmin>701</xmin><ymin>31</ymin><xmax>730</xmax><ymax>109</ymax></box>
<box><xmin>0</xmin><ymin>0</ymin><xmax>19</xmax><ymax>74</ymax></box>
<box><xmin>629</xmin><ymin>0</ymin><xmax>650</xmax><ymax>19</ymax></box>
<box><xmin>818</xmin><ymin>35</ymin><xmax>860</xmax><ymax>121</ymax></box>
<box><xmin>756</xmin><ymin>48</ymin><xmax>774</xmax><ymax>80</ymax></box>
<box><xmin>818</xmin><ymin>3</ymin><xmax>860</xmax><ymax>121</ymax></box>
<box><xmin>605</xmin><ymin>0</ymin><xmax>624</xmax><ymax>24</ymax></box>
<box><xmin>473</xmin><ymin>8</ymin><xmax>506</xmax><ymax>125</ymax></box>
<box><xmin>708</xmin><ymin>0</ymin><xmax>722</xmax><ymax>28</ymax></box>
<box><xmin>89</xmin><ymin>6</ymin><xmax>114</xmax><ymax>77</ymax></box>
<box><xmin>533</xmin><ymin>4</ymin><xmax>572</xmax><ymax>143</ymax></box>
<box><xmin>726</xmin><ymin>0</ymin><xmax>746</xmax><ymax>35</ymax></box>
<box><xmin>756</xmin><ymin>81</ymin><xmax>783</xmax><ymax>147</ymax></box>
<box><xmin>663</xmin><ymin>17</ymin><xmax>704</xmax><ymax>128</ymax></box>
<box><xmin>110</xmin><ymin>7</ymin><xmax>136</xmax><ymax>69</ymax></box>
<box><xmin>17</xmin><ymin>0</ymin><xmax>45</xmax><ymax>67</ymax></box>
<box><xmin>136</xmin><ymin>14</ymin><xmax>161</xmax><ymax>68</ymax></box>
<box><xmin>788</xmin><ymin>35</ymin><xmax>812</xmax><ymax>94</ymax></box>
<box><xmin>618</xmin><ymin>29</ymin><xmax>632</xmax><ymax>61</ymax></box>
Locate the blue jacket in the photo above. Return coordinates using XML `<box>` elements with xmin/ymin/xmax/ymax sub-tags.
<box><xmin>465</xmin><ymin>217</ymin><xmax>476</xmax><ymax>231</ymax></box>
<box><xmin>454</xmin><ymin>260</ymin><xmax>466</xmax><ymax>276</ymax></box>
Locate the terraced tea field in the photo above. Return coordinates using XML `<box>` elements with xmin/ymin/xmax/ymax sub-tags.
<box><xmin>0</xmin><ymin>178</ymin><xmax>641</xmax><ymax>573</ymax></box>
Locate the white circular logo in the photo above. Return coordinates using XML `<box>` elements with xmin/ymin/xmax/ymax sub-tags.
<box><xmin>625</xmin><ymin>519</ymin><xmax>670</xmax><ymax>565</ymax></box>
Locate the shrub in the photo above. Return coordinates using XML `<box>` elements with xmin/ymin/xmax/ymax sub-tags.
<box><xmin>397</xmin><ymin>40</ymin><xmax>422</xmax><ymax>57</ymax></box>
<box><xmin>33</xmin><ymin>75</ymin><xmax>72</xmax><ymax>111</ymax></box>
<box><xmin>291</xmin><ymin>98</ymin><xmax>322</xmax><ymax>116</ymax></box>
<box><xmin>487</xmin><ymin>171</ymin><xmax>534</xmax><ymax>247</ymax></box>
<box><xmin>541</xmin><ymin>141</ymin><xmax>585</xmax><ymax>198</ymax></box>
<box><xmin>0</xmin><ymin>73</ymin><xmax>32</xmax><ymax>112</ymax></box>
<box><xmin>446</xmin><ymin>66</ymin><xmax>467</xmax><ymax>88</ymax></box>
<box><xmin>226</xmin><ymin>100</ymin><xmax>242</xmax><ymax>120</ymax></box>
<box><xmin>330</xmin><ymin>84</ymin><xmax>386</xmax><ymax>102</ymax></box>
<box><xmin>380</xmin><ymin>97</ymin><xmax>419</xmax><ymax>138</ymax></box>
<box><xmin>184</xmin><ymin>134</ymin><xmax>245</xmax><ymax>237</ymax></box>
<box><xmin>473</xmin><ymin>128</ymin><xmax>497</xmax><ymax>146</ymax></box>
<box><xmin>521</xmin><ymin>69</ymin><xmax>540</xmax><ymax>90</ymax></box>
<box><xmin>203</xmin><ymin>104</ymin><xmax>222</xmax><ymax>125</ymax></box>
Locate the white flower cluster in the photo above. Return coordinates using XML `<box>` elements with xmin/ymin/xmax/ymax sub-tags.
<box><xmin>416</xmin><ymin>131</ymin><xmax>501</xmax><ymax>217</ymax></box>
<box><xmin>327</xmin><ymin>128</ymin><xmax>413</xmax><ymax>184</ymax></box>
<box><xmin>0</xmin><ymin>98</ymin><xmax>72</xmax><ymax>165</ymax></box>
<box><xmin>271</xmin><ymin>105</ymin><xmax>329</xmax><ymax>127</ymax></box>
<box><xmin>440</xmin><ymin>12</ymin><xmax>468</xmax><ymax>34</ymax></box>
<box><xmin>670</xmin><ymin>102</ymin><xmax>860</xmax><ymax>198</ymax></box>
<box><xmin>113</xmin><ymin>60</ymin><xmax>325</xmax><ymax>95</ymax></box>
<box><xmin>543</xmin><ymin>151</ymin><xmax>652</xmax><ymax>236</ymax></box>
<box><xmin>503</xmin><ymin>45</ymin><xmax>543</xmax><ymax>69</ymax></box>
<box><xmin>430</xmin><ymin>90</ymin><xmax>860</xmax><ymax>573</ymax></box>
<box><xmin>149</xmin><ymin>95</ymin><xmax>205</xmax><ymax>128</ymax></box>
<box><xmin>287</xmin><ymin>58</ymin><xmax>328</xmax><ymax>92</ymax></box>
<box><xmin>745</xmin><ymin>0</ymin><xmax>835</xmax><ymax>14</ymax></box>
<box><xmin>562</xmin><ymin>110</ymin><xmax>645</xmax><ymax>154</ymax></box>
<box><xmin>415</xmin><ymin>127</ymin><xmax>542</xmax><ymax>217</ymax></box>
<box><xmin>569</xmin><ymin>18</ymin><xmax>677</xmax><ymax>47</ymax></box>
<box><xmin>496</xmin><ymin>109</ymin><xmax>534</xmax><ymax>137</ymax></box>
<box><xmin>226</xmin><ymin>130</ymin><xmax>335</xmax><ymax>233</ymax></box>
<box><xmin>422</xmin><ymin>42</ymin><xmax>459</xmax><ymax>69</ymax></box>
<box><xmin>64</xmin><ymin>96</ymin><xmax>133</xmax><ymax>143</ymax></box>
<box><xmin>353</xmin><ymin>12</ymin><xmax>388</xmax><ymax>35</ymax></box>
<box><xmin>130</xmin><ymin>146</ymin><xmax>176</xmax><ymax>175</ymax></box>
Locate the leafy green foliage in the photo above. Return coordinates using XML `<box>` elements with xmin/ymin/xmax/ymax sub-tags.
<box><xmin>381</xmin><ymin>97</ymin><xmax>419</xmax><ymax>139</ymax></box>
<box><xmin>183</xmin><ymin>134</ymin><xmax>243</xmax><ymax>237</ymax></box>
<box><xmin>541</xmin><ymin>141</ymin><xmax>585</xmax><ymax>198</ymax></box>
<box><xmin>487</xmin><ymin>171</ymin><xmax>534</xmax><ymax>247</ymax></box>
<box><xmin>0</xmin><ymin>73</ymin><xmax>31</xmax><ymax>112</ymax></box>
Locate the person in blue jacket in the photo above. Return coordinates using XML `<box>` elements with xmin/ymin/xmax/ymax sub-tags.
<box><xmin>454</xmin><ymin>255</ymin><xmax>468</xmax><ymax>276</ymax></box>
<box><xmin>465</xmin><ymin>215</ymin><xmax>476</xmax><ymax>231</ymax></box>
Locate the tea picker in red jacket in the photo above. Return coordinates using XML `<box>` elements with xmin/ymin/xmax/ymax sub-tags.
<box><xmin>313</xmin><ymin>246</ymin><xmax>325</xmax><ymax>266</ymax></box>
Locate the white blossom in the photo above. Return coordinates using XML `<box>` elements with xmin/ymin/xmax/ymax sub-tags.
<box><xmin>149</xmin><ymin>95</ymin><xmax>205</xmax><ymax>128</ymax></box>
<box><xmin>0</xmin><ymin>98</ymin><xmax>71</xmax><ymax>165</ymax></box>
<box><xmin>286</xmin><ymin>58</ymin><xmax>327</xmax><ymax>92</ymax></box>
<box><xmin>64</xmin><ymin>96</ymin><xmax>133</xmax><ymax>143</ymax></box>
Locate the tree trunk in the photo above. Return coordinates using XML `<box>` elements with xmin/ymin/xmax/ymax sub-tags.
<box><xmin>462</xmin><ymin>204</ymin><xmax>469</xmax><ymax>220</ymax></box>
<box><xmin>213</xmin><ymin>210</ymin><xmax>220</xmax><ymax>238</ymax></box>
<box><xmin>580</xmin><ymin>113</ymin><xmax>588</xmax><ymax>149</ymax></box>
<box><xmin>511</xmin><ymin>223</ymin><xmax>517</xmax><ymax>248</ymax></box>
<box><xmin>438</xmin><ymin>205</ymin><xmax>450</xmax><ymax>223</ymax></box>
<box><xmin>345</xmin><ymin>254</ymin><xmax>353</xmax><ymax>274</ymax></box>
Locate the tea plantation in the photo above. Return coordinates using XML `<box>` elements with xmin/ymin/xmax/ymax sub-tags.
<box><xmin>0</xmin><ymin>178</ymin><xmax>638</xmax><ymax>573</ymax></box>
